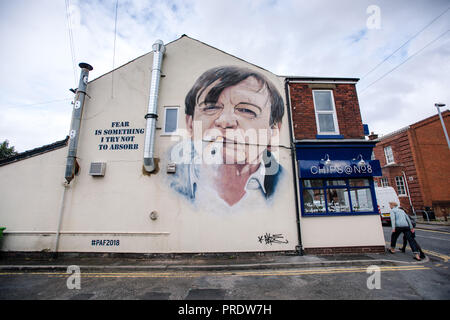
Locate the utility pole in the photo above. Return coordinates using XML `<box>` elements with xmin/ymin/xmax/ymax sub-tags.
<box><xmin>435</xmin><ymin>103</ymin><xmax>450</xmax><ymax>150</ymax></box>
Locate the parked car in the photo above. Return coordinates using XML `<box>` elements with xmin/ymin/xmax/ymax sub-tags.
<box><xmin>375</xmin><ymin>186</ymin><xmax>400</xmax><ymax>226</ymax></box>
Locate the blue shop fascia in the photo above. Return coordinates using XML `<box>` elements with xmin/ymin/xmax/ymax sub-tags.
<box><xmin>296</xmin><ymin>139</ymin><xmax>382</xmax><ymax>217</ymax></box>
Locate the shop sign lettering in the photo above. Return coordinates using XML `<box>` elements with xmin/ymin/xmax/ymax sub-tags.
<box><xmin>94</xmin><ymin>121</ymin><xmax>144</xmax><ymax>151</ymax></box>
<box><xmin>310</xmin><ymin>164</ymin><xmax>373</xmax><ymax>175</ymax></box>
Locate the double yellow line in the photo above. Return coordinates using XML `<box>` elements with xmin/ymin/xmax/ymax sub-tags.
<box><xmin>415</xmin><ymin>228</ymin><xmax>450</xmax><ymax>235</ymax></box>
<box><xmin>421</xmin><ymin>250</ymin><xmax>449</xmax><ymax>262</ymax></box>
<box><xmin>0</xmin><ymin>265</ymin><xmax>430</xmax><ymax>278</ymax></box>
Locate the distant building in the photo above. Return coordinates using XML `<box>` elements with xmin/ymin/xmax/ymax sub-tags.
<box><xmin>371</xmin><ymin>111</ymin><xmax>450</xmax><ymax>219</ymax></box>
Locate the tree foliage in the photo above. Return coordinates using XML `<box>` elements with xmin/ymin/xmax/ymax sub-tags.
<box><xmin>0</xmin><ymin>140</ymin><xmax>18</xmax><ymax>160</ymax></box>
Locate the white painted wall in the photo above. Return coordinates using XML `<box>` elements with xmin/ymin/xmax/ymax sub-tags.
<box><xmin>299</xmin><ymin>215</ymin><xmax>385</xmax><ymax>248</ymax></box>
<box><xmin>0</xmin><ymin>146</ymin><xmax>67</xmax><ymax>252</ymax></box>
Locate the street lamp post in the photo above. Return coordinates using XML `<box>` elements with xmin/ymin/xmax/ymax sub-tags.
<box><xmin>435</xmin><ymin>103</ymin><xmax>450</xmax><ymax>150</ymax></box>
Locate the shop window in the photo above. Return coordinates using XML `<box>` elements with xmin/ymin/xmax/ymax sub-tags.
<box><xmin>384</xmin><ymin>146</ymin><xmax>394</xmax><ymax>164</ymax></box>
<box><xmin>303</xmin><ymin>189</ymin><xmax>326</xmax><ymax>214</ymax></box>
<box><xmin>163</xmin><ymin>106</ymin><xmax>179</xmax><ymax>134</ymax></box>
<box><xmin>301</xmin><ymin>178</ymin><xmax>376</xmax><ymax>216</ymax></box>
<box><xmin>327</xmin><ymin>188</ymin><xmax>350</xmax><ymax>212</ymax></box>
<box><xmin>395</xmin><ymin>176</ymin><xmax>406</xmax><ymax>196</ymax></box>
<box><xmin>312</xmin><ymin>90</ymin><xmax>339</xmax><ymax>135</ymax></box>
<box><xmin>350</xmin><ymin>188</ymin><xmax>373</xmax><ymax>212</ymax></box>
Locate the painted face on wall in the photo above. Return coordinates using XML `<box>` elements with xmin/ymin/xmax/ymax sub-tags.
<box><xmin>186</xmin><ymin>76</ymin><xmax>280</xmax><ymax>165</ymax></box>
<box><xmin>170</xmin><ymin>66</ymin><xmax>285</xmax><ymax>207</ymax></box>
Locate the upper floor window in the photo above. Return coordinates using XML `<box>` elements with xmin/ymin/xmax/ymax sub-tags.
<box><xmin>163</xmin><ymin>106</ymin><xmax>179</xmax><ymax>134</ymax></box>
<box><xmin>384</xmin><ymin>146</ymin><xmax>394</xmax><ymax>164</ymax></box>
<box><xmin>312</xmin><ymin>90</ymin><xmax>339</xmax><ymax>135</ymax></box>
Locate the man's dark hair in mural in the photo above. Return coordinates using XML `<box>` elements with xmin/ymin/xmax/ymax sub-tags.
<box><xmin>168</xmin><ymin>65</ymin><xmax>285</xmax><ymax>208</ymax></box>
<box><xmin>185</xmin><ymin>66</ymin><xmax>285</xmax><ymax>127</ymax></box>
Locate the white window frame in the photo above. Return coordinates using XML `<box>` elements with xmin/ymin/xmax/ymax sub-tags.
<box><xmin>380</xmin><ymin>177</ymin><xmax>389</xmax><ymax>187</ymax></box>
<box><xmin>162</xmin><ymin>106</ymin><xmax>179</xmax><ymax>135</ymax></box>
<box><xmin>384</xmin><ymin>146</ymin><xmax>395</xmax><ymax>164</ymax></box>
<box><xmin>312</xmin><ymin>90</ymin><xmax>340</xmax><ymax>135</ymax></box>
<box><xmin>395</xmin><ymin>176</ymin><xmax>407</xmax><ymax>196</ymax></box>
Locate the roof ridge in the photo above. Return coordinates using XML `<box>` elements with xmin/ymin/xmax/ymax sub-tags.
<box><xmin>0</xmin><ymin>136</ymin><xmax>69</xmax><ymax>167</ymax></box>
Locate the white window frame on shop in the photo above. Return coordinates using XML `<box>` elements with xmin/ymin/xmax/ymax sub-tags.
<box><xmin>162</xmin><ymin>106</ymin><xmax>179</xmax><ymax>135</ymax></box>
<box><xmin>312</xmin><ymin>90</ymin><xmax>340</xmax><ymax>135</ymax></box>
<box><xmin>395</xmin><ymin>176</ymin><xmax>407</xmax><ymax>196</ymax></box>
<box><xmin>384</xmin><ymin>146</ymin><xmax>395</xmax><ymax>164</ymax></box>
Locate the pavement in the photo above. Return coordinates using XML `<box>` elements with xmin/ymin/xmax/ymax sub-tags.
<box><xmin>415</xmin><ymin>221</ymin><xmax>450</xmax><ymax>231</ymax></box>
<box><xmin>0</xmin><ymin>223</ymin><xmax>446</xmax><ymax>273</ymax></box>
<box><xmin>3</xmin><ymin>225</ymin><xmax>446</xmax><ymax>273</ymax></box>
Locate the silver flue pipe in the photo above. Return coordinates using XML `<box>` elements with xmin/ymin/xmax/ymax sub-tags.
<box><xmin>143</xmin><ymin>40</ymin><xmax>166</xmax><ymax>172</ymax></box>
<box><xmin>64</xmin><ymin>62</ymin><xmax>93</xmax><ymax>183</ymax></box>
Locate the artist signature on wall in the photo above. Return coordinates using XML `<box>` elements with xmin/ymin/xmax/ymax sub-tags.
<box><xmin>258</xmin><ymin>233</ymin><xmax>289</xmax><ymax>245</ymax></box>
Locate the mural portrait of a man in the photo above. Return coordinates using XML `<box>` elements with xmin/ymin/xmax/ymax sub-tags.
<box><xmin>168</xmin><ymin>66</ymin><xmax>285</xmax><ymax>208</ymax></box>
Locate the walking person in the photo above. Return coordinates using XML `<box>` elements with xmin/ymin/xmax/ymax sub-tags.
<box><xmin>388</xmin><ymin>202</ymin><xmax>421</xmax><ymax>261</ymax></box>
<box><xmin>400</xmin><ymin>213</ymin><xmax>426</xmax><ymax>259</ymax></box>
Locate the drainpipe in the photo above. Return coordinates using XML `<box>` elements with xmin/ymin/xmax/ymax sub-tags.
<box><xmin>64</xmin><ymin>62</ymin><xmax>94</xmax><ymax>183</ymax></box>
<box><xmin>402</xmin><ymin>170</ymin><xmax>416</xmax><ymax>218</ymax></box>
<box><xmin>285</xmin><ymin>79</ymin><xmax>304</xmax><ymax>255</ymax></box>
<box><xmin>144</xmin><ymin>40</ymin><xmax>166</xmax><ymax>172</ymax></box>
<box><xmin>53</xmin><ymin>181</ymin><xmax>69</xmax><ymax>256</ymax></box>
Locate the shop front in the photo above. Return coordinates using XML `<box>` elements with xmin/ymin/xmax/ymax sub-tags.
<box><xmin>296</xmin><ymin>141</ymin><xmax>386</xmax><ymax>253</ymax></box>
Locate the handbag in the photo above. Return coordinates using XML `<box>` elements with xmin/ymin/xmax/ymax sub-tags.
<box><xmin>407</xmin><ymin>215</ymin><xmax>417</xmax><ymax>228</ymax></box>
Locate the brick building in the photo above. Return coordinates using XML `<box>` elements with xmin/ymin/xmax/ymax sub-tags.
<box><xmin>371</xmin><ymin>110</ymin><xmax>450</xmax><ymax>219</ymax></box>
<box><xmin>286</xmin><ymin>77</ymin><xmax>384</xmax><ymax>254</ymax></box>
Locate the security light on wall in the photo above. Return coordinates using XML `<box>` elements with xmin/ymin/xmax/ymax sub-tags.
<box><xmin>353</xmin><ymin>154</ymin><xmax>366</xmax><ymax>167</ymax></box>
<box><xmin>321</xmin><ymin>154</ymin><xmax>331</xmax><ymax>165</ymax></box>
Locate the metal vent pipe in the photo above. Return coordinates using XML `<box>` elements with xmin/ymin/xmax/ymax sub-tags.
<box><xmin>144</xmin><ymin>40</ymin><xmax>166</xmax><ymax>172</ymax></box>
<box><xmin>64</xmin><ymin>62</ymin><xmax>93</xmax><ymax>183</ymax></box>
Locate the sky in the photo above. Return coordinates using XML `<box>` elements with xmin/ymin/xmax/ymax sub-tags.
<box><xmin>0</xmin><ymin>0</ymin><xmax>449</xmax><ymax>152</ymax></box>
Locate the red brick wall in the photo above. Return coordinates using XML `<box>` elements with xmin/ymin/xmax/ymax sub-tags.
<box><xmin>304</xmin><ymin>246</ymin><xmax>386</xmax><ymax>255</ymax></box>
<box><xmin>409</xmin><ymin>112</ymin><xmax>450</xmax><ymax>215</ymax></box>
<box><xmin>373</xmin><ymin>130</ymin><xmax>423</xmax><ymax>213</ymax></box>
<box><xmin>289</xmin><ymin>83</ymin><xmax>365</xmax><ymax>140</ymax></box>
<box><xmin>373</xmin><ymin>111</ymin><xmax>450</xmax><ymax>216</ymax></box>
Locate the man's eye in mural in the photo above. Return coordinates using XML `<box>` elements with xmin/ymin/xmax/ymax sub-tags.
<box><xmin>198</xmin><ymin>102</ymin><xmax>261</xmax><ymax>119</ymax></box>
<box><xmin>199</xmin><ymin>103</ymin><xmax>223</xmax><ymax>115</ymax></box>
<box><xmin>234</xmin><ymin>103</ymin><xmax>261</xmax><ymax>119</ymax></box>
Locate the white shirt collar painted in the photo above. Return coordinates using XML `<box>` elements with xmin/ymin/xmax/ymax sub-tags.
<box><xmin>189</xmin><ymin>159</ymin><xmax>267</xmax><ymax>197</ymax></box>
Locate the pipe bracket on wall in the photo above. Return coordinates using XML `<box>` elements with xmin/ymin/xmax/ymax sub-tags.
<box><xmin>144</xmin><ymin>113</ymin><xmax>159</xmax><ymax>119</ymax></box>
